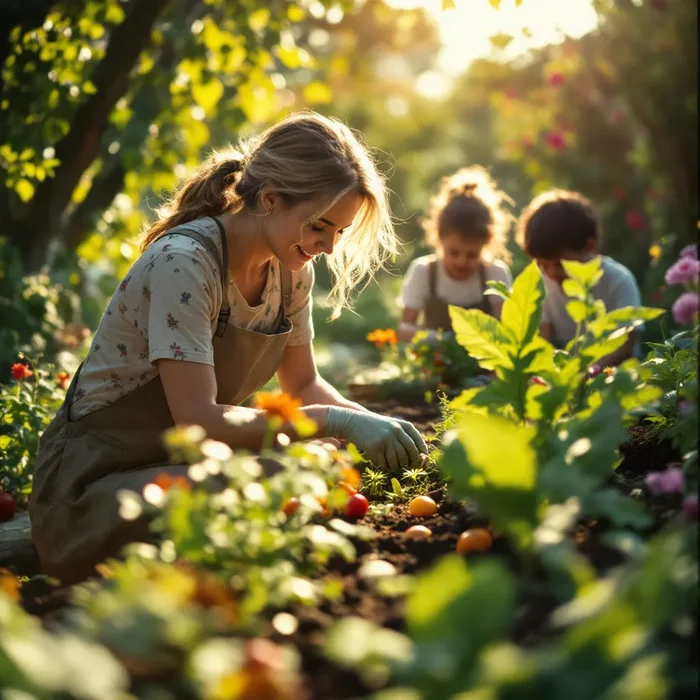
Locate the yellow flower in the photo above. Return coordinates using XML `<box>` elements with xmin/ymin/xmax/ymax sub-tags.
<box><xmin>254</xmin><ymin>391</ymin><xmax>304</xmax><ymax>423</ymax></box>
<box><xmin>649</xmin><ymin>244</ymin><xmax>662</xmax><ymax>259</ymax></box>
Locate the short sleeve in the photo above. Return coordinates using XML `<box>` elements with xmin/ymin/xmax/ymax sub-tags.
<box><xmin>608</xmin><ymin>269</ymin><xmax>642</xmax><ymax>310</ymax></box>
<box><xmin>400</xmin><ymin>258</ymin><xmax>430</xmax><ymax>310</ymax></box>
<box><xmin>147</xmin><ymin>250</ymin><xmax>218</xmax><ymax>364</ymax></box>
<box><xmin>287</xmin><ymin>264</ymin><xmax>315</xmax><ymax>347</ymax></box>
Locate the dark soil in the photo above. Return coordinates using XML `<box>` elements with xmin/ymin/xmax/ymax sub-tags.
<box><xmin>8</xmin><ymin>398</ymin><xmax>687</xmax><ymax>700</ymax></box>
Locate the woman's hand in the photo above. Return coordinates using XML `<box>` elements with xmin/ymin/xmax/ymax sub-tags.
<box><xmin>326</xmin><ymin>407</ymin><xmax>428</xmax><ymax>471</ymax></box>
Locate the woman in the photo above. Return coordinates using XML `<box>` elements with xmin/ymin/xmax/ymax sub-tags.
<box><xmin>30</xmin><ymin>111</ymin><xmax>427</xmax><ymax>583</ymax></box>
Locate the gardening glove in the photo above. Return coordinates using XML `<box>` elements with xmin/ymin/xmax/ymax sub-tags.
<box><xmin>326</xmin><ymin>407</ymin><xmax>428</xmax><ymax>472</ymax></box>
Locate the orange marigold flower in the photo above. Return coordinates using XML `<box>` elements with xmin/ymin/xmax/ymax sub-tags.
<box><xmin>0</xmin><ymin>568</ymin><xmax>21</xmax><ymax>601</ymax></box>
<box><xmin>603</xmin><ymin>367</ymin><xmax>616</xmax><ymax>376</ymax></box>
<box><xmin>153</xmin><ymin>472</ymin><xmax>191</xmax><ymax>491</ymax></box>
<box><xmin>254</xmin><ymin>391</ymin><xmax>304</xmax><ymax>423</ymax></box>
<box><xmin>340</xmin><ymin>466</ymin><xmax>361</xmax><ymax>491</ymax></box>
<box><xmin>10</xmin><ymin>363</ymin><xmax>33</xmax><ymax>381</ymax></box>
<box><xmin>366</xmin><ymin>328</ymin><xmax>398</xmax><ymax>347</ymax></box>
<box><xmin>56</xmin><ymin>371</ymin><xmax>70</xmax><ymax>389</ymax></box>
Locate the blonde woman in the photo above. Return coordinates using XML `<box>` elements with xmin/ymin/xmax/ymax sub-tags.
<box><xmin>398</xmin><ymin>166</ymin><xmax>513</xmax><ymax>341</ymax></box>
<box><xmin>30</xmin><ymin>111</ymin><xmax>427</xmax><ymax>583</ymax></box>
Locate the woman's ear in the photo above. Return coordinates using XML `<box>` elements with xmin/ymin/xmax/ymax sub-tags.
<box><xmin>258</xmin><ymin>185</ymin><xmax>277</xmax><ymax>215</ymax></box>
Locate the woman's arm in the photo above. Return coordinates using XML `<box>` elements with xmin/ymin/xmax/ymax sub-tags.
<box><xmin>277</xmin><ymin>342</ymin><xmax>367</xmax><ymax>412</ymax></box>
<box><xmin>397</xmin><ymin>307</ymin><xmax>421</xmax><ymax>342</ymax></box>
<box><xmin>158</xmin><ymin>359</ymin><xmax>331</xmax><ymax>450</ymax></box>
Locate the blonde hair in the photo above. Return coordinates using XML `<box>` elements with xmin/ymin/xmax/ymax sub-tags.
<box><xmin>140</xmin><ymin>111</ymin><xmax>397</xmax><ymax>317</ymax></box>
<box><xmin>422</xmin><ymin>166</ymin><xmax>512</xmax><ymax>263</ymax></box>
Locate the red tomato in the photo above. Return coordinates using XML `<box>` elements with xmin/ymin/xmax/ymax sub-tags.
<box><xmin>0</xmin><ymin>492</ymin><xmax>16</xmax><ymax>522</ymax></box>
<box><xmin>345</xmin><ymin>493</ymin><xmax>369</xmax><ymax>519</ymax></box>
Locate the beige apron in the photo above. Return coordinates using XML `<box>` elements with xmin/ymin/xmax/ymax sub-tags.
<box><xmin>423</xmin><ymin>260</ymin><xmax>491</xmax><ymax>331</ymax></box>
<box><xmin>29</xmin><ymin>218</ymin><xmax>293</xmax><ymax>584</ymax></box>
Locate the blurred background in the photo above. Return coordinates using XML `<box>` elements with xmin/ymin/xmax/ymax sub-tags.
<box><xmin>1</xmin><ymin>0</ymin><xmax>696</xmax><ymax>386</ymax></box>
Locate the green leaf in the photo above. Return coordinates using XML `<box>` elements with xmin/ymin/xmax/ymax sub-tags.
<box><xmin>489</xmin><ymin>33</ymin><xmax>513</xmax><ymax>50</ymax></box>
<box><xmin>15</xmin><ymin>178</ymin><xmax>34</xmax><ymax>202</ymax></box>
<box><xmin>449</xmin><ymin>413</ymin><xmax>537</xmax><ymax>491</ymax></box>
<box><xmin>484</xmin><ymin>280</ymin><xmax>511</xmax><ymax>301</ymax></box>
<box><xmin>566</xmin><ymin>299</ymin><xmax>588</xmax><ymax>324</ymax></box>
<box><xmin>303</xmin><ymin>81</ymin><xmax>333</xmax><ymax>104</ymax></box>
<box><xmin>500</xmin><ymin>261</ymin><xmax>545</xmax><ymax>348</ymax></box>
<box><xmin>450</xmin><ymin>307</ymin><xmax>515</xmax><ymax>371</ymax></box>
<box><xmin>191</xmin><ymin>78</ymin><xmax>224</xmax><ymax>112</ymax></box>
<box><xmin>562</xmin><ymin>279</ymin><xmax>587</xmax><ymax>300</ymax></box>
<box><xmin>588</xmin><ymin>306</ymin><xmax>665</xmax><ymax>337</ymax></box>
<box><xmin>561</xmin><ymin>257</ymin><xmax>603</xmax><ymax>288</ymax></box>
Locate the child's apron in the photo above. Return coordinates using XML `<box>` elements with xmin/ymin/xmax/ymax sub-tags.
<box><xmin>29</xmin><ymin>218</ymin><xmax>293</xmax><ymax>583</ymax></box>
<box><xmin>422</xmin><ymin>259</ymin><xmax>491</xmax><ymax>331</ymax></box>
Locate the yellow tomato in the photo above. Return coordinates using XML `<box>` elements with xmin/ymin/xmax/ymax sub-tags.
<box><xmin>408</xmin><ymin>496</ymin><xmax>437</xmax><ymax>517</ymax></box>
<box><xmin>456</xmin><ymin>528</ymin><xmax>493</xmax><ymax>554</ymax></box>
<box><xmin>405</xmin><ymin>525</ymin><xmax>432</xmax><ymax>540</ymax></box>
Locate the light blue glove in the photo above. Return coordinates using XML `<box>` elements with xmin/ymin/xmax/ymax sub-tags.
<box><xmin>326</xmin><ymin>407</ymin><xmax>428</xmax><ymax>471</ymax></box>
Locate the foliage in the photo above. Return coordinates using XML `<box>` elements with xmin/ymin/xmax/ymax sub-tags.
<box><xmin>324</xmin><ymin>525</ymin><xmax>698</xmax><ymax>700</ymax></box>
<box><xmin>116</xmin><ymin>423</ymin><xmax>372</xmax><ymax>623</ymax></box>
<box><xmin>440</xmin><ymin>258</ymin><xmax>664</xmax><ymax>549</ymax></box>
<box><xmin>0</xmin><ymin>355</ymin><xmax>68</xmax><ymax>505</ymax></box>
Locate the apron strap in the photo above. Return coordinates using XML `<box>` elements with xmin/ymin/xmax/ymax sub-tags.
<box><xmin>210</xmin><ymin>217</ymin><xmax>232</xmax><ymax>337</ymax></box>
<box><xmin>429</xmin><ymin>259</ymin><xmax>438</xmax><ymax>297</ymax></box>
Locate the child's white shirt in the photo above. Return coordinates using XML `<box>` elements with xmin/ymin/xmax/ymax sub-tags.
<box><xmin>400</xmin><ymin>254</ymin><xmax>512</xmax><ymax>316</ymax></box>
<box><xmin>541</xmin><ymin>255</ymin><xmax>641</xmax><ymax>344</ymax></box>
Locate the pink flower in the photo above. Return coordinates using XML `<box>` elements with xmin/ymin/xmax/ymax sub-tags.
<box><xmin>587</xmin><ymin>364</ymin><xmax>602</xmax><ymax>378</ymax></box>
<box><xmin>682</xmin><ymin>494</ymin><xmax>698</xmax><ymax>521</ymax></box>
<box><xmin>545</xmin><ymin>131</ymin><xmax>567</xmax><ymax>152</ymax></box>
<box><xmin>680</xmin><ymin>244</ymin><xmax>698</xmax><ymax>260</ymax></box>
<box><xmin>625</xmin><ymin>209</ymin><xmax>645</xmax><ymax>230</ymax></box>
<box><xmin>645</xmin><ymin>466</ymin><xmax>685</xmax><ymax>496</ymax></box>
<box><xmin>672</xmin><ymin>292</ymin><xmax>699</xmax><ymax>325</ymax></box>
<box><xmin>665</xmin><ymin>257</ymin><xmax>700</xmax><ymax>286</ymax></box>
<box><xmin>547</xmin><ymin>72</ymin><xmax>565</xmax><ymax>87</ymax></box>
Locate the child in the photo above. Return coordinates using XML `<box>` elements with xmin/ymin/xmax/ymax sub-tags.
<box><xmin>398</xmin><ymin>166</ymin><xmax>513</xmax><ymax>341</ymax></box>
<box><xmin>517</xmin><ymin>189</ymin><xmax>642</xmax><ymax>364</ymax></box>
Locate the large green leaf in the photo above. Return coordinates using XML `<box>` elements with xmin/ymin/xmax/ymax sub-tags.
<box><xmin>450</xmin><ymin>307</ymin><xmax>515</xmax><ymax>371</ymax></box>
<box><xmin>500</xmin><ymin>261</ymin><xmax>545</xmax><ymax>348</ymax></box>
<box><xmin>587</xmin><ymin>306</ymin><xmax>665</xmax><ymax>337</ymax></box>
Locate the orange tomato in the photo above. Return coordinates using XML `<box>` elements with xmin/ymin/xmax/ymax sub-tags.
<box><xmin>408</xmin><ymin>496</ymin><xmax>437</xmax><ymax>517</ymax></box>
<box><xmin>456</xmin><ymin>528</ymin><xmax>493</xmax><ymax>554</ymax></box>
<box><xmin>405</xmin><ymin>525</ymin><xmax>432</xmax><ymax>540</ymax></box>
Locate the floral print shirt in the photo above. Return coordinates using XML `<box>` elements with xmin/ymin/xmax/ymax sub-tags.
<box><xmin>69</xmin><ymin>217</ymin><xmax>314</xmax><ymax>419</ymax></box>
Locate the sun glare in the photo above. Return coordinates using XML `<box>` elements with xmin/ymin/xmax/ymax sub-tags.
<box><xmin>387</xmin><ymin>0</ymin><xmax>599</xmax><ymax>76</ymax></box>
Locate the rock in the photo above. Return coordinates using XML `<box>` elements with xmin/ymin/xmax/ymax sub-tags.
<box><xmin>0</xmin><ymin>511</ymin><xmax>40</xmax><ymax>574</ymax></box>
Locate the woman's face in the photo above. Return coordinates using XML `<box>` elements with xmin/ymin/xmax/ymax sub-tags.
<box><xmin>263</xmin><ymin>191</ymin><xmax>364</xmax><ymax>272</ymax></box>
<box><xmin>440</xmin><ymin>233</ymin><xmax>485</xmax><ymax>281</ymax></box>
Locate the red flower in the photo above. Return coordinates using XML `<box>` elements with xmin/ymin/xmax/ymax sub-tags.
<box><xmin>547</xmin><ymin>72</ymin><xmax>565</xmax><ymax>87</ymax></box>
<box><xmin>611</xmin><ymin>186</ymin><xmax>626</xmax><ymax>201</ymax></box>
<box><xmin>11</xmin><ymin>363</ymin><xmax>33</xmax><ymax>381</ymax></box>
<box><xmin>545</xmin><ymin>131</ymin><xmax>567</xmax><ymax>152</ymax></box>
<box><xmin>56</xmin><ymin>371</ymin><xmax>70</xmax><ymax>389</ymax></box>
<box><xmin>625</xmin><ymin>209</ymin><xmax>645</xmax><ymax>230</ymax></box>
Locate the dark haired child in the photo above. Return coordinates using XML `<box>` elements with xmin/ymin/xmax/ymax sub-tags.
<box><xmin>517</xmin><ymin>188</ymin><xmax>642</xmax><ymax>365</ymax></box>
<box><xmin>398</xmin><ymin>166</ymin><xmax>513</xmax><ymax>341</ymax></box>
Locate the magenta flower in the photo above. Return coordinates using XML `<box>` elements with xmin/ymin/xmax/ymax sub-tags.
<box><xmin>545</xmin><ymin>131</ymin><xmax>567</xmax><ymax>151</ymax></box>
<box><xmin>672</xmin><ymin>292</ymin><xmax>699</xmax><ymax>325</ymax></box>
<box><xmin>665</xmin><ymin>257</ymin><xmax>700</xmax><ymax>286</ymax></box>
<box><xmin>625</xmin><ymin>209</ymin><xmax>645</xmax><ymax>231</ymax></box>
<box><xmin>682</xmin><ymin>494</ymin><xmax>698</xmax><ymax>521</ymax></box>
<box><xmin>645</xmin><ymin>466</ymin><xmax>685</xmax><ymax>496</ymax></box>
<box><xmin>547</xmin><ymin>72</ymin><xmax>566</xmax><ymax>87</ymax></box>
<box><xmin>680</xmin><ymin>244</ymin><xmax>698</xmax><ymax>260</ymax></box>
<box><xmin>587</xmin><ymin>364</ymin><xmax>602</xmax><ymax>378</ymax></box>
